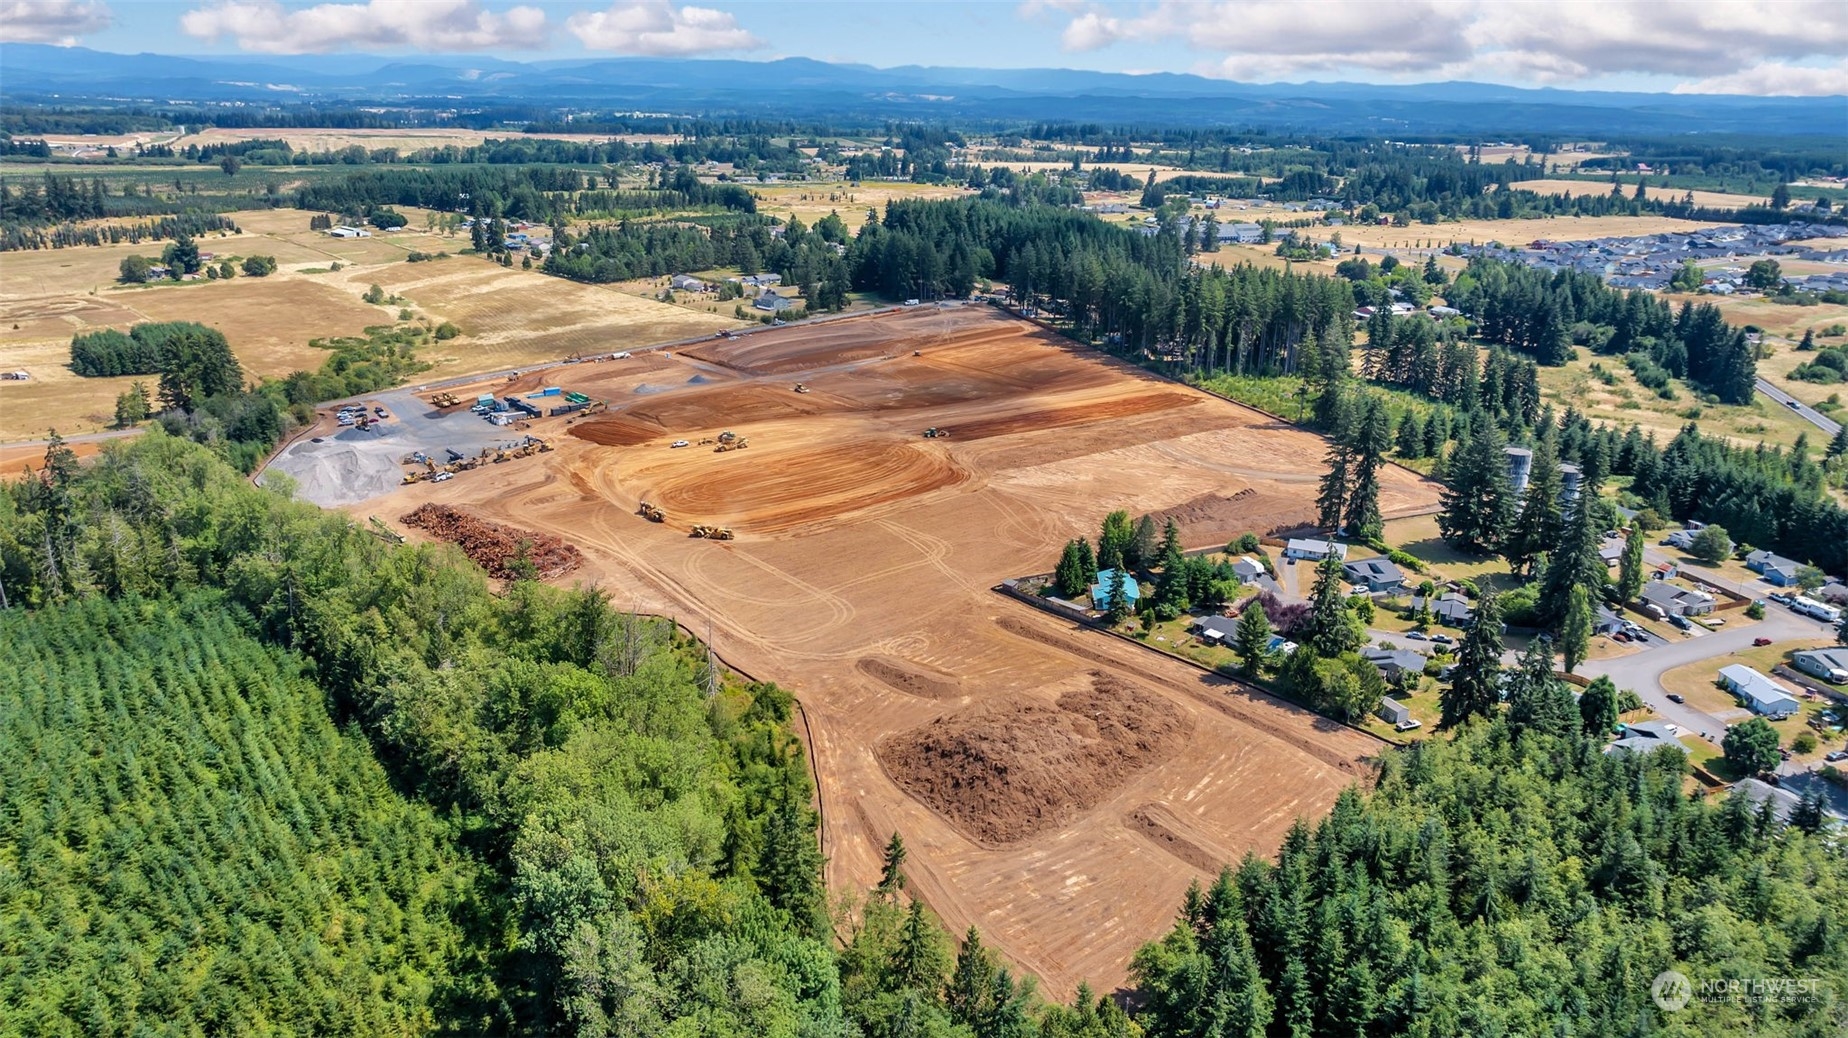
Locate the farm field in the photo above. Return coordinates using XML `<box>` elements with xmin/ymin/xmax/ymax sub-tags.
<box><xmin>747</xmin><ymin>181</ymin><xmax>972</xmax><ymax>226</ymax></box>
<box><xmin>1519</xmin><ymin>178</ymin><xmax>1772</xmax><ymax>210</ymax></box>
<box><xmin>343</xmin><ymin>305</ymin><xmax>1439</xmax><ymax>997</ymax></box>
<box><xmin>0</xmin><ymin>210</ymin><xmax>741</xmax><ymax>439</ymax></box>
<box><xmin>35</xmin><ymin>126</ymin><xmax>682</xmax><ymax>154</ymax></box>
<box><xmin>1336</xmin><ymin>213</ymin><xmax>1736</xmax><ymax>254</ymax></box>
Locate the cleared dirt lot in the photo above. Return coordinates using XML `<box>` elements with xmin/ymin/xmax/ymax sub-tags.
<box><xmin>366</xmin><ymin>306</ymin><xmax>1435</xmax><ymax>997</ymax></box>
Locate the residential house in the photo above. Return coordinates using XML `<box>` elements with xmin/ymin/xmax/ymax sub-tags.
<box><xmin>1606</xmin><ymin>720</ymin><xmax>1686</xmax><ymax>756</ymax></box>
<box><xmin>1089</xmin><ymin>569</ymin><xmax>1142</xmax><ymax>611</ymax></box>
<box><xmin>670</xmin><ymin>274</ymin><xmax>708</xmax><ymax>292</ymax></box>
<box><xmin>1594</xmin><ymin>605</ymin><xmax>1626</xmax><ymax>636</ymax></box>
<box><xmin>1792</xmin><ymin>648</ymin><xmax>1848</xmax><ymax>684</ymax></box>
<box><xmin>327</xmin><ymin>226</ymin><xmax>371</xmax><ymax>238</ymax></box>
<box><xmin>1284</xmin><ymin>538</ymin><xmax>1348</xmax><ymax>562</ymax></box>
<box><xmin>1412</xmin><ymin>592</ymin><xmax>1474</xmax><ymax>625</ymax></box>
<box><xmin>1746</xmin><ymin>549</ymin><xmax>1803</xmax><ymax>587</ymax></box>
<box><xmin>753</xmin><ymin>290</ymin><xmax>793</xmax><ymax>313</ymax></box>
<box><xmin>1376</xmin><ymin>697</ymin><xmax>1412</xmax><ymax>727</ymax></box>
<box><xmin>1718</xmin><ymin>664</ymin><xmax>1802</xmax><ymax>719</ymax></box>
<box><xmin>1641</xmin><ymin>580</ymin><xmax>1716</xmax><ymax>617</ymax></box>
<box><xmin>1230</xmin><ymin>555</ymin><xmax>1267</xmax><ymax>583</ymax></box>
<box><xmin>1191</xmin><ymin>614</ymin><xmax>1240</xmax><ymax>644</ymax></box>
<box><xmin>1599</xmin><ymin>541</ymin><xmax>1625</xmax><ymax>566</ymax></box>
<box><xmin>1363</xmin><ymin>647</ymin><xmax>1427</xmax><ymax>683</ymax></box>
<box><xmin>1342</xmin><ymin>558</ymin><xmax>1406</xmax><ymax>593</ymax></box>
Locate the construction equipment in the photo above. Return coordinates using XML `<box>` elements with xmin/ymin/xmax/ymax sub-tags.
<box><xmin>714</xmin><ymin>437</ymin><xmax>749</xmax><ymax>452</ymax></box>
<box><xmin>430</xmin><ymin>391</ymin><xmax>462</xmax><ymax>408</ymax></box>
<box><xmin>637</xmin><ymin>502</ymin><xmax>665</xmax><ymax>523</ymax></box>
<box><xmin>689</xmin><ymin>524</ymin><xmax>734</xmax><ymax>540</ymax></box>
<box><xmin>401</xmin><ymin>470</ymin><xmax>428</xmax><ymax>485</ymax></box>
<box><xmin>368</xmin><ymin>516</ymin><xmax>406</xmax><ymax>544</ymax></box>
<box><xmin>793</xmin><ymin>383</ymin><xmax>809</xmax><ymax>394</ymax></box>
<box><xmin>923</xmin><ymin>427</ymin><xmax>951</xmax><ymax>438</ymax></box>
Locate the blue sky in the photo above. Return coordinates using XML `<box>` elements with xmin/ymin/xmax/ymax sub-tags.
<box><xmin>5</xmin><ymin>1</ymin><xmax>1847</xmax><ymax>95</ymax></box>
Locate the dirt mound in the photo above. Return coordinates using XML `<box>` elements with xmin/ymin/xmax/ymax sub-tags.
<box><xmin>399</xmin><ymin>504</ymin><xmax>583</xmax><ymax>580</ymax></box>
<box><xmin>857</xmin><ymin>656</ymin><xmax>961</xmax><ymax>699</ymax></box>
<box><xmin>571</xmin><ymin>414</ymin><xmax>663</xmax><ymax>446</ymax></box>
<box><xmin>877</xmin><ymin>672</ymin><xmax>1191</xmax><ymax>845</ymax></box>
<box><xmin>945</xmin><ymin>391</ymin><xmax>1198</xmax><ymax>441</ymax></box>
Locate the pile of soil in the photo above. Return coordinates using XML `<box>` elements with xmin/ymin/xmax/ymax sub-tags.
<box><xmin>399</xmin><ymin>504</ymin><xmax>582</xmax><ymax>580</ymax></box>
<box><xmin>878</xmin><ymin>672</ymin><xmax>1191</xmax><ymax>845</ymax></box>
<box><xmin>857</xmin><ymin>656</ymin><xmax>961</xmax><ymax>699</ymax></box>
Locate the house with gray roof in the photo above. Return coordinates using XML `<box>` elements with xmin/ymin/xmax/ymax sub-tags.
<box><xmin>1412</xmin><ymin>592</ymin><xmax>1473</xmax><ymax>625</ymax></box>
<box><xmin>1792</xmin><ymin>648</ymin><xmax>1848</xmax><ymax>684</ymax></box>
<box><xmin>1342</xmin><ymin>558</ymin><xmax>1406</xmax><ymax>593</ymax></box>
<box><xmin>1607</xmin><ymin>720</ymin><xmax>1686</xmax><ymax>756</ymax></box>
<box><xmin>1719</xmin><ymin>664</ymin><xmax>1801</xmax><ymax>718</ymax></box>
<box><xmin>1363</xmin><ymin>647</ymin><xmax>1427</xmax><ymax>683</ymax></box>
<box><xmin>1230</xmin><ymin>555</ymin><xmax>1267</xmax><ymax>583</ymax></box>
<box><xmin>1746</xmin><ymin>549</ymin><xmax>1803</xmax><ymax>587</ymax></box>
<box><xmin>1642</xmin><ymin>580</ymin><xmax>1715</xmax><ymax>617</ymax></box>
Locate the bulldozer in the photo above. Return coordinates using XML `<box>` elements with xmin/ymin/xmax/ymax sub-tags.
<box><xmin>923</xmin><ymin>427</ymin><xmax>951</xmax><ymax>438</ymax></box>
<box><xmin>637</xmin><ymin>502</ymin><xmax>665</xmax><ymax>523</ymax></box>
<box><xmin>401</xmin><ymin>470</ymin><xmax>428</xmax><ymax>485</ymax></box>
<box><xmin>793</xmin><ymin>383</ymin><xmax>809</xmax><ymax>394</ymax></box>
<box><xmin>689</xmin><ymin>524</ymin><xmax>735</xmax><ymax>540</ymax></box>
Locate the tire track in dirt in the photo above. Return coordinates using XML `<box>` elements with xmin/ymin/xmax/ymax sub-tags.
<box><xmin>991</xmin><ymin>613</ymin><xmax>1379</xmax><ymax>776</ymax></box>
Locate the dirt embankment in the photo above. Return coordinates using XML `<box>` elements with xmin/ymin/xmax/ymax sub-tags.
<box><xmin>400</xmin><ymin>504</ymin><xmax>583</xmax><ymax>579</ymax></box>
<box><xmin>878</xmin><ymin>672</ymin><xmax>1191</xmax><ymax>845</ymax></box>
<box><xmin>856</xmin><ymin>656</ymin><xmax>962</xmax><ymax>699</ymax></box>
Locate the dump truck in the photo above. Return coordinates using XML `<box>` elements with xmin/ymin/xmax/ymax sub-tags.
<box><xmin>430</xmin><ymin>392</ymin><xmax>462</xmax><ymax>408</ymax></box>
<box><xmin>637</xmin><ymin>502</ymin><xmax>665</xmax><ymax>522</ymax></box>
<box><xmin>714</xmin><ymin>437</ymin><xmax>749</xmax><ymax>452</ymax></box>
<box><xmin>793</xmin><ymin>383</ymin><xmax>809</xmax><ymax>394</ymax></box>
<box><xmin>689</xmin><ymin>525</ymin><xmax>734</xmax><ymax>540</ymax></box>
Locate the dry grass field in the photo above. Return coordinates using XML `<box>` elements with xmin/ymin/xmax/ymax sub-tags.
<box><xmin>748</xmin><ymin>181</ymin><xmax>973</xmax><ymax>227</ymax></box>
<box><xmin>349</xmin><ymin>306</ymin><xmax>1437</xmax><ymax>997</ymax></box>
<box><xmin>59</xmin><ymin>127</ymin><xmax>683</xmax><ymax>153</ymax></box>
<box><xmin>1535</xmin><ymin>348</ymin><xmax>1820</xmax><ymax>452</ymax></box>
<box><xmin>0</xmin><ymin>207</ymin><xmax>744</xmax><ymax>439</ymax></box>
<box><xmin>1520</xmin><ymin>178</ymin><xmax>1771</xmax><ymax>210</ymax></box>
<box><xmin>1458</xmin><ymin>146</ymin><xmax>1617</xmax><ymax>169</ymax></box>
<box><xmin>1336</xmin><ymin>214</ymin><xmax>1735</xmax><ymax>253</ymax></box>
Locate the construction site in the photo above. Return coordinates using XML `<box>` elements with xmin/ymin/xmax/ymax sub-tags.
<box><xmin>334</xmin><ymin>305</ymin><xmax>1441</xmax><ymax>997</ymax></box>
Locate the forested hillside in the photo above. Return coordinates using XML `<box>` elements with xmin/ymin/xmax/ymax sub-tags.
<box><xmin>0</xmin><ymin>593</ymin><xmax>487</xmax><ymax>1034</ymax></box>
<box><xmin>0</xmin><ymin>432</ymin><xmax>1139</xmax><ymax>1037</ymax></box>
<box><xmin>1132</xmin><ymin>720</ymin><xmax>1848</xmax><ymax>1037</ymax></box>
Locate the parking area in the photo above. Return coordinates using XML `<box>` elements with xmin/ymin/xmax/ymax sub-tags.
<box><xmin>264</xmin><ymin>387</ymin><xmax>539</xmax><ymax>507</ymax></box>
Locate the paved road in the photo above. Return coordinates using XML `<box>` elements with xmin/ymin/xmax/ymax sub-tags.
<box><xmin>1756</xmin><ymin>377</ymin><xmax>1840</xmax><ymax>436</ymax></box>
<box><xmin>1581</xmin><ymin>605</ymin><xmax>1837</xmax><ymax>746</ymax></box>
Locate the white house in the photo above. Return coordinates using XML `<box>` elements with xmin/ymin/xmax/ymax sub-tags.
<box><xmin>1230</xmin><ymin>555</ymin><xmax>1267</xmax><ymax>583</ymax></box>
<box><xmin>1718</xmin><ymin>664</ymin><xmax>1801</xmax><ymax>719</ymax></box>
<box><xmin>1284</xmin><ymin>538</ymin><xmax>1348</xmax><ymax>562</ymax></box>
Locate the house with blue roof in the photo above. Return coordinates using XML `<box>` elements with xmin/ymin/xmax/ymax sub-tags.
<box><xmin>1089</xmin><ymin>569</ymin><xmax>1141</xmax><ymax>611</ymax></box>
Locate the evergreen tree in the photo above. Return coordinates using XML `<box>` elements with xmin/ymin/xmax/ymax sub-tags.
<box><xmin>1560</xmin><ymin>584</ymin><xmax>1592</xmax><ymax>674</ymax></box>
<box><xmin>1395</xmin><ymin>412</ymin><xmax>1423</xmax><ymax>458</ymax></box>
<box><xmin>759</xmin><ymin>782</ymin><xmax>828</xmax><ymax>938</ymax></box>
<box><xmin>1054</xmin><ymin>540</ymin><xmax>1089</xmax><ymax>599</ymax></box>
<box><xmin>1076</xmin><ymin>538</ymin><xmax>1098</xmax><ymax>587</ymax></box>
<box><xmin>1617</xmin><ymin>525</ymin><xmax>1646</xmax><ymax>607</ymax></box>
<box><xmin>1130</xmin><ymin>514</ymin><xmax>1158</xmax><ymax>569</ymax></box>
<box><xmin>1105</xmin><ymin>568</ymin><xmax>1133</xmax><ymax>625</ymax></box>
<box><xmin>1305</xmin><ymin>555</ymin><xmax>1362</xmax><ymax>658</ymax></box>
<box><xmin>1234</xmin><ymin>603</ymin><xmax>1273</xmax><ymax>675</ymax></box>
<box><xmin>1441</xmin><ymin>591</ymin><xmax>1503</xmax><ymax>728</ymax></box>
<box><xmin>877</xmin><ymin>831</ymin><xmax>908</xmax><ymax>896</ymax></box>
<box><xmin>1579</xmin><ymin>675</ymin><xmax>1620</xmax><ymax>737</ymax></box>
<box><xmin>890</xmin><ymin>898</ymin><xmax>951</xmax><ymax>993</ymax></box>
<box><xmin>1317</xmin><ymin>440</ymin><xmax>1351</xmax><ymax>531</ymax></box>
<box><xmin>1506</xmin><ymin>636</ymin><xmax>1578</xmax><ymax>739</ymax></box>
<box><xmin>1538</xmin><ymin>463</ymin><xmax>1605</xmax><ymax>628</ymax></box>
<box><xmin>1098</xmin><ymin>510</ymin><xmax>1134</xmax><ymax>571</ymax></box>
<box><xmin>1828</xmin><ymin>422</ymin><xmax>1848</xmax><ymax>461</ymax></box>
<box><xmin>1438</xmin><ymin>414</ymin><xmax>1515</xmax><ymax>554</ymax></box>
<box><xmin>1344</xmin><ymin>396</ymin><xmax>1391</xmax><ymax>541</ymax></box>
<box><xmin>1159</xmin><ymin>518</ymin><xmax>1183</xmax><ymax>561</ymax></box>
<box><xmin>1723</xmin><ymin>717</ymin><xmax>1782</xmax><ymax>776</ymax></box>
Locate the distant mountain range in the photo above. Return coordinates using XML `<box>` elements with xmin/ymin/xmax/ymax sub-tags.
<box><xmin>3</xmin><ymin>44</ymin><xmax>1841</xmax><ymax>136</ymax></box>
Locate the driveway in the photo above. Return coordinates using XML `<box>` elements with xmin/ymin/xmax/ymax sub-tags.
<box><xmin>1756</xmin><ymin>377</ymin><xmax>1840</xmax><ymax>436</ymax></box>
<box><xmin>1581</xmin><ymin>605</ymin><xmax>1837</xmax><ymax>745</ymax></box>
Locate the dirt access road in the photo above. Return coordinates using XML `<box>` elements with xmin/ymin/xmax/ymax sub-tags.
<box><xmin>386</xmin><ymin>306</ymin><xmax>1438</xmax><ymax>997</ymax></box>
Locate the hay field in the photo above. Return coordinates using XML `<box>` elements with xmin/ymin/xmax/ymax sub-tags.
<box><xmin>1520</xmin><ymin>178</ymin><xmax>1772</xmax><ymax>209</ymax></box>
<box><xmin>748</xmin><ymin>181</ymin><xmax>972</xmax><ymax>227</ymax></box>
<box><xmin>1337</xmin><ymin>213</ymin><xmax>1736</xmax><ymax>253</ymax></box>
<box><xmin>358</xmin><ymin>306</ymin><xmax>1435</xmax><ymax>999</ymax></box>
<box><xmin>0</xmin><ymin>208</ymin><xmax>744</xmax><ymax>439</ymax></box>
<box><xmin>1458</xmin><ymin>145</ymin><xmax>1617</xmax><ymax>169</ymax></box>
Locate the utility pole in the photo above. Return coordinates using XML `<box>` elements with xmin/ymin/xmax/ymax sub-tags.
<box><xmin>704</xmin><ymin>619</ymin><xmax>718</xmax><ymax>699</ymax></box>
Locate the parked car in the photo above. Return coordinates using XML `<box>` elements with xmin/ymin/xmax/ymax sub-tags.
<box><xmin>1754</xmin><ymin>637</ymin><xmax>1774</xmax><ymax>646</ymax></box>
<box><xmin>1430</xmin><ymin>634</ymin><xmax>1454</xmax><ymax>645</ymax></box>
<box><xmin>1825</xmin><ymin>750</ymin><xmax>1848</xmax><ymax>763</ymax></box>
<box><xmin>671</xmin><ymin>440</ymin><xmax>690</xmax><ymax>448</ymax></box>
<box><xmin>1669</xmin><ymin>614</ymin><xmax>1692</xmax><ymax>630</ymax></box>
<box><xmin>1405</xmin><ymin>631</ymin><xmax>1427</xmax><ymax>640</ymax></box>
<box><xmin>432</xmin><ymin>472</ymin><xmax>453</xmax><ymax>482</ymax></box>
<box><xmin>1770</xmin><ymin>592</ymin><xmax>1795</xmax><ymax>605</ymax></box>
<box><xmin>1395</xmin><ymin>719</ymin><xmax>1422</xmax><ymax>732</ymax></box>
<box><xmin>1667</xmin><ymin>693</ymin><xmax>1686</xmax><ymax>704</ymax></box>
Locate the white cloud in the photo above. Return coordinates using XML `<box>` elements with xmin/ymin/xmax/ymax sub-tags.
<box><xmin>0</xmin><ymin>0</ymin><xmax>111</xmax><ymax>44</ymax></box>
<box><xmin>1022</xmin><ymin>0</ymin><xmax>1848</xmax><ymax>93</ymax></box>
<box><xmin>1674</xmin><ymin>61</ymin><xmax>1848</xmax><ymax>97</ymax></box>
<box><xmin>566</xmin><ymin>1</ymin><xmax>761</xmax><ymax>56</ymax></box>
<box><xmin>180</xmin><ymin>0</ymin><xmax>548</xmax><ymax>54</ymax></box>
